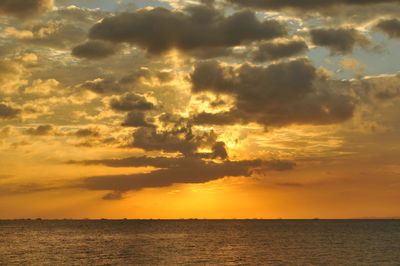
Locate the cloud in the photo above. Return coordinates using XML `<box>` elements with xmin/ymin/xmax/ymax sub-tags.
<box><xmin>79</xmin><ymin>78</ymin><xmax>122</xmax><ymax>94</ymax></box>
<box><xmin>358</xmin><ymin>72</ymin><xmax>400</xmax><ymax>101</ymax></box>
<box><xmin>73</xmin><ymin>128</ymin><xmax>100</xmax><ymax>138</ymax></box>
<box><xmin>375</xmin><ymin>18</ymin><xmax>400</xmax><ymax>38</ymax></box>
<box><xmin>252</xmin><ymin>38</ymin><xmax>309</xmax><ymax>62</ymax></box>
<box><xmin>0</xmin><ymin>0</ymin><xmax>53</xmax><ymax>19</ymax></box>
<box><xmin>72</xmin><ymin>41</ymin><xmax>121</xmax><ymax>59</ymax></box>
<box><xmin>78</xmin><ymin>68</ymin><xmax>167</xmax><ymax>94</ymax></box>
<box><xmin>130</xmin><ymin>126</ymin><xmax>215</xmax><ymax>156</ymax></box>
<box><xmin>84</xmin><ymin>5</ymin><xmax>286</xmax><ymax>55</ymax></box>
<box><xmin>110</xmin><ymin>93</ymin><xmax>154</xmax><ymax>112</ymax></box>
<box><xmin>23</xmin><ymin>124</ymin><xmax>53</xmax><ymax>136</ymax></box>
<box><xmin>310</xmin><ymin>27</ymin><xmax>370</xmax><ymax>55</ymax></box>
<box><xmin>121</xmin><ymin>111</ymin><xmax>155</xmax><ymax>128</ymax></box>
<box><xmin>191</xmin><ymin>58</ymin><xmax>356</xmax><ymax>127</ymax></box>
<box><xmin>0</xmin><ymin>104</ymin><xmax>21</xmax><ymax>120</ymax></box>
<box><xmin>21</xmin><ymin>21</ymin><xmax>87</xmax><ymax>50</ymax></box>
<box><xmin>55</xmin><ymin>5</ymin><xmax>109</xmax><ymax>26</ymax></box>
<box><xmin>74</xmin><ymin>156</ymin><xmax>295</xmax><ymax>197</ymax></box>
<box><xmin>0</xmin><ymin>57</ymin><xmax>30</xmax><ymax>95</ymax></box>
<box><xmin>227</xmin><ymin>0</ymin><xmax>400</xmax><ymax>11</ymax></box>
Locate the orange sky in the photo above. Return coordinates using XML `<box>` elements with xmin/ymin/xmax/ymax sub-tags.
<box><xmin>0</xmin><ymin>0</ymin><xmax>399</xmax><ymax>219</ymax></box>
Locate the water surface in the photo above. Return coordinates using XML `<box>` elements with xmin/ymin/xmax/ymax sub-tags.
<box><xmin>1</xmin><ymin>220</ymin><xmax>399</xmax><ymax>265</ymax></box>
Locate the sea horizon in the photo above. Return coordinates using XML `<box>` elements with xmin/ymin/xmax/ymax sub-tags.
<box><xmin>2</xmin><ymin>219</ymin><xmax>399</xmax><ymax>265</ymax></box>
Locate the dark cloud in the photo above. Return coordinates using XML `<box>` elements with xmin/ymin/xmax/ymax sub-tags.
<box><xmin>128</xmin><ymin>119</ymin><xmax>231</xmax><ymax>159</ymax></box>
<box><xmin>121</xmin><ymin>111</ymin><xmax>155</xmax><ymax>128</ymax></box>
<box><xmin>0</xmin><ymin>0</ymin><xmax>53</xmax><ymax>19</ymax></box>
<box><xmin>73</xmin><ymin>128</ymin><xmax>100</xmax><ymax>138</ymax></box>
<box><xmin>211</xmin><ymin>141</ymin><xmax>228</xmax><ymax>159</ymax></box>
<box><xmin>191</xmin><ymin>58</ymin><xmax>356</xmax><ymax>127</ymax></box>
<box><xmin>310</xmin><ymin>27</ymin><xmax>370</xmax><ymax>54</ymax></box>
<box><xmin>375</xmin><ymin>18</ymin><xmax>400</xmax><ymax>38</ymax></box>
<box><xmin>228</xmin><ymin>0</ymin><xmax>400</xmax><ymax>11</ymax></box>
<box><xmin>130</xmin><ymin>126</ymin><xmax>215</xmax><ymax>156</ymax></box>
<box><xmin>102</xmin><ymin>191</ymin><xmax>125</xmax><ymax>200</ymax></box>
<box><xmin>85</xmin><ymin>6</ymin><xmax>286</xmax><ymax>55</ymax></box>
<box><xmin>187</xmin><ymin>47</ymin><xmax>234</xmax><ymax>59</ymax></box>
<box><xmin>72</xmin><ymin>41</ymin><xmax>120</xmax><ymax>59</ymax></box>
<box><xmin>0</xmin><ymin>104</ymin><xmax>20</xmax><ymax>120</ymax></box>
<box><xmin>193</xmin><ymin>110</ymin><xmax>244</xmax><ymax>125</ymax></box>
<box><xmin>252</xmin><ymin>39</ymin><xmax>308</xmax><ymax>62</ymax></box>
<box><xmin>78</xmin><ymin>68</ymin><xmax>167</xmax><ymax>94</ymax></box>
<box><xmin>74</xmin><ymin>156</ymin><xmax>295</xmax><ymax>197</ymax></box>
<box><xmin>110</xmin><ymin>93</ymin><xmax>154</xmax><ymax>112</ymax></box>
<box><xmin>79</xmin><ymin>78</ymin><xmax>122</xmax><ymax>94</ymax></box>
<box><xmin>24</xmin><ymin>125</ymin><xmax>53</xmax><ymax>136</ymax></box>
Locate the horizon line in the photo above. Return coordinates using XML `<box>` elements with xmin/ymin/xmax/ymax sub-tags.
<box><xmin>1</xmin><ymin>218</ymin><xmax>399</xmax><ymax>221</ymax></box>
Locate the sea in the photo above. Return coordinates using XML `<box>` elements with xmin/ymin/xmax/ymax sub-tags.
<box><xmin>0</xmin><ymin>219</ymin><xmax>399</xmax><ymax>265</ymax></box>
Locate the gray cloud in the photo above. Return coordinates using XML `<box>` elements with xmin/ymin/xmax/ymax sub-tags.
<box><xmin>72</xmin><ymin>41</ymin><xmax>120</xmax><ymax>59</ymax></box>
<box><xmin>310</xmin><ymin>27</ymin><xmax>370</xmax><ymax>54</ymax></box>
<box><xmin>55</xmin><ymin>6</ymin><xmax>110</xmax><ymax>26</ymax></box>
<box><xmin>110</xmin><ymin>93</ymin><xmax>154</xmax><ymax>112</ymax></box>
<box><xmin>73</xmin><ymin>128</ymin><xmax>100</xmax><ymax>138</ymax></box>
<box><xmin>0</xmin><ymin>0</ymin><xmax>53</xmax><ymax>19</ymax></box>
<box><xmin>74</xmin><ymin>156</ymin><xmax>295</xmax><ymax>197</ymax></box>
<box><xmin>130</xmin><ymin>125</ymin><xmax>216</xmax><ymax>156</ymax></box>
<box><xmin>191</xmin><ymin>58</ymin><xmax>356</xmax><ymax>127</ymax></box>
<box><xmin>85</xmin><ymin>6</ymin><xmax>286</xmax><ymax>54</ymax></box>
<box><xmin>24</xmin><ymin>124</ymin><xmax>53</xmax><ymax>136</ymax></box>
<box><xmin>0</xmin><ymin>104</ymin><xmax>20</xmax><ymax>120</ymax></box>
<box><xmin>79</xmin><ymin>78</ymin><xmax>123</xmax><ymax>94</ymax></box>
<box><xmin>78</xmin><ymin>68</ymin><xmax>166</xmax><ymax>94</ymax></box>
<box><xmin>193</xmin><ymin>110</ymin><xmax>244</xmax><ymax>125</ymax></box>
<box><xmin>375</xmin><ymin>18</ymin><xmax>400</xmax><ymax>38</ymax></box>
<box><xmin>252</xmin><ymin>39</ymin><xmax>309</xmax><ymax>62</ymax></box>
<box><xmin>228</xmin><ymin>0</ymin><xmax>400</xmax><ymax>11</ymax></box>
<box><xmin>122</xmin><ymin>111</ymin><xmax>155</xmax><ymax>128</ymax></box>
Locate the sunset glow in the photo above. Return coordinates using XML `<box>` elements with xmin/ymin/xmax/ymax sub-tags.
<box><xmin>0</xmin><ymin>0</ymin><xmax>400</xmax><ymax>219</ymax></box>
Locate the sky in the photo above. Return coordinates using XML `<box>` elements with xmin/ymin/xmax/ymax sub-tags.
<box><xmin>0</xmin><ymin>0</ymin><xmax>399</xmax><ymax>219</ymax></box>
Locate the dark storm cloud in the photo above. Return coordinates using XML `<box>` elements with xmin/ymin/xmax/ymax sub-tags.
<box><xmin>0</xmin><ymin>104</ymin><xmax>20</xmax><ymax>120</ymax></box>
<box><xmin>121</xmin><ymin>111</ymin><xmax>155</xmax><ymax>128</ymax></box>
<box><xmin>72</xmin><ymin>41</ymin><xmax>120</xmax><ymax>59</ymax></box>
<box><xmin>227</xmin><ymin>0</ymin><xmax>400</xmax><ymax>11</ymax></box>
<box><xmin>74</xmin><ymin>156</ymin><xmax>295</xmax><ymax>197</ymax></box>
<box><xmin>84</xmin><ymin>6</ymin><xmax>286</xmax><ymax>54</ymax></box>
<box><xmin>0</xmin><ymin>0</ymin><xmax>53</xmax><ymax>19</ymax></box>
<box><xmin>110</xmin><ymin>93</ymin><xmax>154</xmax><ymax>112</ymax></box>
<box><xmin>24</xmin><ymin>125</ymin><xmax>53</xmax><ymax>136</ymax></box>
<box><xmin>375</xmin><ymin>18</ymin><xmax>400</xmax><ymax>38</ymax></box>
<box><xmin>191</xmin><ymin>58</ymin><xmax>356</xmax><ymax>127</ymax></box>
<box><xmin>310</xmin><ymin>27</ymin><xmax>370</xmax><ymax>54</ymax></box>
<box><xmin>252</xmin><ymin>39</ymin><xmax>309</xmax><ymax>62</ymax></box>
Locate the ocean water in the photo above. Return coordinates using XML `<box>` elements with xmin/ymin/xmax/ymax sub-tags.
<box><xmin>0</xmin><ymin>220</ymin><xmax>399</xmax><ymax>265</ymax></box>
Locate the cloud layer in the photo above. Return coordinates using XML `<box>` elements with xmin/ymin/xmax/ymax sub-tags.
<box><xmin>191</xmin><ymin>58</ymin><xmax>356</xmax><ymax>127</ymax></box>
<box><xmin>83</xmin><ymin>6</ymin><xmax>286</xmax><ymax>55</ymax></box>
<box><xmin>0</xmin><ymin>0</ymin><xmax>53</xmax><ymax>19</ymax></box>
